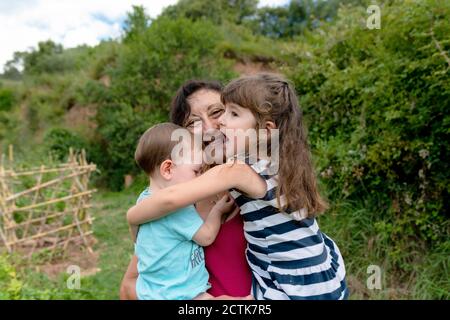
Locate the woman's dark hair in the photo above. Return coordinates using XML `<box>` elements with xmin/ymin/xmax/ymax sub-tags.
<box><xmin>170</xmin><ymin>80</ymin><xmax>223</xmax><ymax>126</ymax></box>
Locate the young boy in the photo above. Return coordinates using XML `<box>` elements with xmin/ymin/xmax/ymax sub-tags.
<box><xmin>129</xmin><ymin>122</ymin><xmax>233</xmax><ymax>300</ymax></box>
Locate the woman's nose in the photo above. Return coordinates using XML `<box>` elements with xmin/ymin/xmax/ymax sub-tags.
<box><xmin>202</xmin><ymin>118</ymin><xmax>217</xmax><ymax>131</ymax></box>
<box><xmin>217</xmin><ymin>112</ymin><xmax>226</xmax><ymax>128</ymax></box>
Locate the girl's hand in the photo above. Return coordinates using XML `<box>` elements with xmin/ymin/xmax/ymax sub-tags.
<box><xmin>211</xmin><ymin>194</ymin><xmax>235</xmax><ymax>217</ymax></box>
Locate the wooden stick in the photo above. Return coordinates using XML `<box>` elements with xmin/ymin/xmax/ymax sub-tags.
<box><xmin>8</xmin><ymin>145</ymin><xmax>13</xmax><ymax>163</ymax></box>
<box><xmin>6</xmin><ymin>169</ymin><xmax>95</xmax><ymax>201</ymax></box>
<box><xmin>0</xmin><ymin>225</ymin><xmax>11</xmax><ymax>252</ymax></box>
<box><xmin>0</xmin><ymin>165</ymin><xmax>96</xmax><ymax>177</ymax></box>
<box><xmin>52</xmin><ymin>231</ymin><xmax>94</xmax><ymax>248</ymax></box>
<box><xmin>1</xmin><ymin>149</ymin><xmax>97</xmax><ymax>258</ymax></box>
<box><xmin>7</xmin><ymin>218</ymin><xmax>95</xmax><ymax>246</ymax></box>
<box><xmin>73</xmin><ymin>207</ymin><xmax>94</xmax><ymax>254</ymax></box>
<box><xmin>5</xmin><ymin>205</ymin><xmax>92</xmax><ymax>230</ymax></box>
<box><xmin>7</xmin><ymin>189</ymin><xmax>96</xmax><ymax>213</ymax></box>
<box><xmin>0</xmin><ymin>165</ymin><xmax>18</xmax><ymax>243</ymax></box>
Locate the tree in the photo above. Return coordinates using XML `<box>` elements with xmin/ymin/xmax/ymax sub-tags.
<box><xmin>252</xmin><ymin>0</ymin><xmax>367</xmax><ymax>39</ymax></box>
<box><xmin>122</xmin><ymin>5</ymin><xmax>150</xmax><ymax>43</ymax></box>
<box><xmin>23</xmin><ymin>40</ymin><xmax>64</xmax><ymax>74</ymax></box>
<box><xmin>2</xmin><ymin>51</ymin><xmax>26</xmax><ymax>79</ymax></box>
<box><xmin>6</xmin><ymin>40</ymin><xmax>71</xmax><ymax>75</ymax></box>
<box><xmin>161</xmin><ymin>0</ymin><xmax>258</xmax><ymax>25</ymax></box>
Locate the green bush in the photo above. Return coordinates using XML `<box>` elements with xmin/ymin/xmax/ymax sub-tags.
<box><xmin>0</xmin><ymin>85</ymin><xmax>19</xmax><ymax>142</ymax></box>
<box><xmin>288</xmin><ymin>0</ymin><xmax>449</xmax><ymax>268</ymax></box>
<box><xmin>0</xmin><ymin>255</ymin><xmax>23</xmax><ymax>300</ymax></box>
<box><xmin>0</xmin><ymin>87</ymin><xmax>15</xmax><ymax>111</ymax></box>
<box><xmin>110</xmin><ymin>15</ymin><xmax>235</xmax><ymax>108</ymax></box>
<box><xmin>92</xmin><ymin>103</ymin><xmax>167</xmax><ymax>190</ymax></box>
<box><xmin>0</xmin><ymin>255</ymin><xmax>58</xmax><ymax>300</ymax></box>
<box><xmin>43</xmin><ymin>128</ymin><xmax>88</xmax><ymax>160</ymax></box>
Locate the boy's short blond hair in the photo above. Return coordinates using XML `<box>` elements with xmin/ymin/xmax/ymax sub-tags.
<box><xmin>135</xmin><ymin>122</ymin><xmax>184</xmax><ymax>175</ymax></box>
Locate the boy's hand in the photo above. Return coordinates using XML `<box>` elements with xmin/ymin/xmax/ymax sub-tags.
<box><xmin>211</xmin><ymin>194</ymin><xmax>235</xmax><ymax>217</ymax></box>
<box><xmin>194</xmin><ymin>194</ymin><xmax>236</xmax><ymax>247</ymax></box>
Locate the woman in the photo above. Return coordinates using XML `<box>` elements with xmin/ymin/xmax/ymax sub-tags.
<box><xmin>119</xmin><ymin>80</ymin><xmax>252</xmax><ymax>299</ymax></box>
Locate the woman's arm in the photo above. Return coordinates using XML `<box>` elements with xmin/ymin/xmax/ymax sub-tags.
<box><xmin>119</xmin><ymin>255</ymin><xmax>138</xmax><ymax>300</ymax></box>
<box><xmin>127</xmin><ymin>163</ymin><xmax>266</xmax><ymax>226</ymax></box>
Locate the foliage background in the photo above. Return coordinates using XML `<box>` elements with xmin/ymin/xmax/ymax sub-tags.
<box><xmin>0</xmin><ymin>0</ymin><xmax>448</xmax><ymax>299</ymax></box>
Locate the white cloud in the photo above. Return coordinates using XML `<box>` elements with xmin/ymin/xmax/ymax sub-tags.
<box><xmin>259</xmin><ymin>0</ymin><xmax>289</xmax><ymax>7</ymax></box>
<box><xmin>0</xmin><ymin>0</ymin><xmax>290</xmax><ymax>72</ymax></box>
<box><xmin>0</xmin><ymin>0</ymin><xmax>178</xmax><ymax>71</ymax></box>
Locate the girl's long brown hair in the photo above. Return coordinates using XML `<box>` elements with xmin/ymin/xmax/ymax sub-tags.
<box><xmin>221</xmin><ymin>73</ymin><xmax>328</xmax><ymax>217</ymax></box>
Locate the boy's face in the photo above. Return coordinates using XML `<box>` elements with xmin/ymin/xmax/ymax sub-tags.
<box><xmin>158</xmin><ymin>137</ymin><xmax>203</xmax><ymax>186</ymax></box>
<box><xmin>168</xmin><ymin>162</ymin><xmax>202</xmax><ymax>185</ymax></box>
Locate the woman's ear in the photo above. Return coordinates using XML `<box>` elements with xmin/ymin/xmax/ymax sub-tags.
<box><xmin>265</xmin><ymin>121</ymin><xmax>277</xmax><ymax>131</ymax></box>
<box><xmin>159</xmin><ymin>159</ymin><xmax>173</xmax><ymax>180</ymax></box>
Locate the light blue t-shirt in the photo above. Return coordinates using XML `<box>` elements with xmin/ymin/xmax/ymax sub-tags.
<box><xmin>134</xmin><ymin>188</ymin><xmax>210</xmax><ymax>300</ymax></box>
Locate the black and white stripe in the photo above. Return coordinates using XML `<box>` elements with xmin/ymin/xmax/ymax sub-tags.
<box><xmin>230</xmin><ymin>159</ymin><xmax>348</xmax><ymax>300</ymax></box>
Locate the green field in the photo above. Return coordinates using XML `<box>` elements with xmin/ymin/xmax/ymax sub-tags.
<box><xmin>1</xmin><ymin>187</ymin><xmax>447</xmax><ymax>300</ymax></box>
<box><xmin>0</xmin><ymin>0</ymin><xmax>449</xmax><ymax>300</ymax></box>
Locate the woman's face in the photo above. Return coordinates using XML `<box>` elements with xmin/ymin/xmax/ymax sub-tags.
<box><xmin>184</xmin><ymin>89</ymin><xmax>224</xmax><ymax>132</ymax></box>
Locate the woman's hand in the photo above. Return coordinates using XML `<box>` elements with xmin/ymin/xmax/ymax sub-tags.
<box><xmin>119</xmin><ymin>255</ymin><xmax>138</xmax><ymax>300</ymax></box>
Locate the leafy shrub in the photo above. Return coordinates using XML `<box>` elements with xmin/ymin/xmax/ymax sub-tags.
<box><xmin>288</xmin><ymin>0</ymin><xmax>450</xmax><ymax>268</ymax></box>
<box><xmin>161</xmin><ymin>0</ymin><xmax>258</xmax><ymax>25</ymax></box>
<box><xmin>0</xmin><ymin>255</ymin><xmax>57</xmax><ymax>300</ymax></box>
<box><xmin>92</xmin><ymin>103</ymin><xmax>167</xmax><ymax>190</ymax></box>
<box><xmin>43</xmin><ymin>128</ymin><xmax>88</xmax><ymax>160</ymax></box>
<box><xmin>0</xmin><ymin>87</ymin><xmax>15</xmax><ymax>111</ymax></box>
<box><xmin>0</xmin><ymin>255</ymin><xmax>23</xmax><ymax>299</ymax></box>
<box><xmin>110</xmin><ymin>15</ymin><xmax>235</xmax><ymax>108</ymax></box>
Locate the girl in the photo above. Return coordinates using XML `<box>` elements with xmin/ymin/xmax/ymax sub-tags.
<box><xmin>127</xmin><ymin>73</ymin><xmax>348</xmax><ymax>300</ymax></box>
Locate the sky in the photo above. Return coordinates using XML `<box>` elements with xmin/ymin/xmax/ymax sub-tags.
<box><xmin>0</xmin><ymin>0</ymin><xmax>289</xmax><ymax>72</ymax></box>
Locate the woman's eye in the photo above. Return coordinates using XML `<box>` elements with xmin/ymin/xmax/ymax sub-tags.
<box><xmin>211</xmin><ymin>109</ymin><xmax>224</xmax><ymax>117</ymax></box>
<box><xmin>187</xmin><ymin>120</ymin><xmax>201</xmax><ymax>128</ymax></box>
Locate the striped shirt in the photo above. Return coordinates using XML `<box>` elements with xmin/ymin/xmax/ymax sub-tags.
<box><xmin>229</xmin><ymin>158</ymin><xmax>349</xmax><ymax>300</ymax></box>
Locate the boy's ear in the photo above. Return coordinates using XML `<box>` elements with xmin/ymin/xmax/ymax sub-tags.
<box><xmin>159</xmin><ymin>159</ymin><xmax>174</xmax><ymax>180</ymax></box>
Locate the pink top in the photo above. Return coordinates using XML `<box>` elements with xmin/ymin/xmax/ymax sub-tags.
<box><xmin>204</xmin><ymin>213</ymin><xmax>252</xmax><ymax>297</ymax></box>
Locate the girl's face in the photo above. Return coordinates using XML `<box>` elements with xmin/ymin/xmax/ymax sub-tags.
<box><xmin>184</xmin><ymin>89</ymin><xmax>224</xmax><ymax>132</ymax></box>
<box><xmin>218</xmin><ymin>102</ymin><xmax>257</xmax><ymax>159</ymax></box>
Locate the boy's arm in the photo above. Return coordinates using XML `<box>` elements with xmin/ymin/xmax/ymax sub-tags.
<box><xmin>127</xmin><ymin>163</ymin><xmax>266</xmax><ymax>226</ymax></box>
<box><xmin>192</xmin><ymin>194</ymin><xmax>234</xmax><ymax>246</ymax></box>
<box><xmin>129</xmin><ymin>225</ymin><xmax>139</xmax><ymax>243</ymax></box>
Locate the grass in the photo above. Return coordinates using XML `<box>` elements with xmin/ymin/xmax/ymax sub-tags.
<box><xmin>2</xmin><ymin>187</ymin><xmax>449</xmax><ymax>300</ymax></box>
<box><xmin>7</xmin><ymin>189</ymin><xmax>138</xmax><ymax>300</ymax></box>
<box><xmin>319</xmin><ymin>199</ymin><xmax>450</xmax><ymax>299</ymax></box>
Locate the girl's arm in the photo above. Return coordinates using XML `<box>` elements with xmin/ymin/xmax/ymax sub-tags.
<box><xmin>127</xmin><ymin>162</ymin><xmax>266</xmax><ymax>226</ymax></box>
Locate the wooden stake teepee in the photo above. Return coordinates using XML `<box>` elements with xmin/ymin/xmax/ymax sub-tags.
<box><xmin>0</xmin><ymin>147</ymin><xmax>97</xmax><ymax>260</ymax></box>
